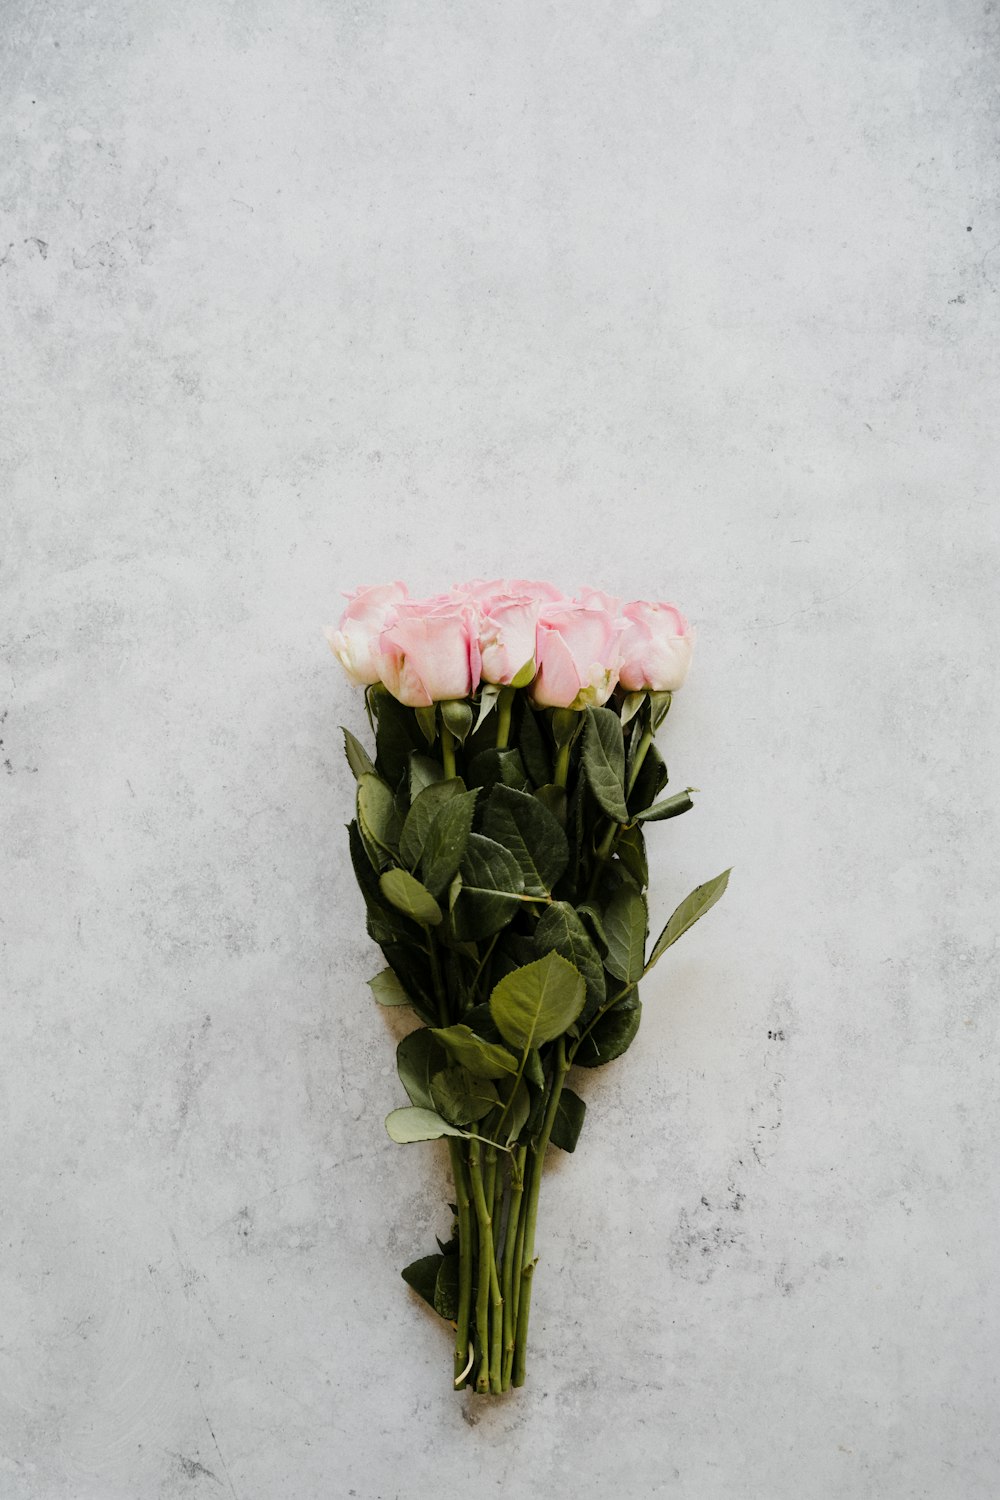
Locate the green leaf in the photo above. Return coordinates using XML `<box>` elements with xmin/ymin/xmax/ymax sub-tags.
<box><xmin>414</xmin><ymin>704</ymin><xmax>438</xmax><ymax>746</ymax></box>
<box><xmin>440</xmin><ymin>699</ymin><xmax>474</xmax><ymax>744</ymax></box>
<box><xmin>567</xmin><ymin>777</ymin><xmax>588</xmax><ymax>875</ymax></box>
<box><xmin>649</xmin><ymin>690</ymin><xmax>672</xmax><ymax>729</ymax></box>
<box><xmin>467</xmin><ymin>748</ymin><xmax>531</xmax><ymax>794</ymax></box>
<box><xmin>523</xmin><ymin>1047</ymin><xmax>545</xmax><ymax>1088</ymax></box>
<box><xmin>646</xmin><ymin>868</ymin><xmax>731</xmax><ymax>969</ymax></box>
<box><xmin>420</xmin><ymin>788</ymin><xmax>479</xmax><ymax>898</ymax></box>
<box><xmin>368</xmin><ymin>968</ymin><xmax>412</xmax><ymax>1006</ymax></box>
<box><xmin>342</xmin><ymin>726</ymin><xmax>376</xmax><ymax>781</ymax></box>
<box><xmin>409</xmin><ymin>752</ymin><xmax>444</xmax><ymax>799</ymax></box>
<box><xmin>401</xmin><ymin>1253</ymin><xmax>443</xmax><ymax>1310</ymax></box>
<box><xmin>379</xmin><ymin>869</ymin><xmax>443</xmax><ymax>927</ymax></box>
<box><xmin>384</xmin><ymin>1106</ymin><xmax>467</xmax><ymax>1143</ymax></box>
<box><xmin>378</xmin><ymin>942</ymin><xmax>438</xmax><ymax>1025</ymax></box>
<box><xmin>399</xmin><ymin>779</ymin><xmax>464</xmax><ymax>869</ymax></box>
<box><xmin>517</xmin><ymin>703</ymin><xmax>551</xmax><ymax>788</ymax></box>
<box><xmin>461</xmin><ymin>1002</ymin><xmax>504</xmax><ymax>1044</ymax></box>
<box><xmin>396</xmin><ymin>1029</ymin><xmax>447</xmax><ymax>1109</ymax></box>
<box><xmin>348</xmin><ymin>821</ymin><xmax>414</xmax><ymax>945</ymax></box>
<box><xmin>535</xmin><ymin>901</ymin><xmax>606</xmax><ymax>1022</ymax></box>
<box><xmin>550</xmin><ymin>1087</ymin><xmax>586</xmax><ymax>1152</ymax></box>
<box><xmin>628</xmin><ymin>742</ymin><xmax>669</xmax><ymax>815</ymax></box>
<box><xmin>437</xmin><ymin>1218</ymin><xmax>459</xmax><ymax>1256</ymax></box>
<box><xmin>509</xmin><ymin>656</ymin><xmax>534</xmax><ymax>689</ymax></box>
<box><xmin>489</xmin><ymin>951</ymin><xmax>586</xmax><ymax>1051</ymax></box>
<box><xmin>473</xmin><ymin>683</ymin><xmax>502</xmax><ymax>733</ymax></box>
<box><xmin>481</xmin><ymin>784</ymin><xmax>569</xmax><ymax>898</ymax></box>
<box><xmin>434</xmin><ymin>1253</ymin><xmax>460</xmax><ymax>1320</ymax></box>
<box><xmin>371</xmin><ymin>687</ymin><xmax>422</xmax><ymax>784</ymax></box>
<box><xmin>603</xmin><ymin>885</ymin><xmax>648</xmax><ymax>984</ymax></box>
<box><xmin>574</xmin><ymin>995</ymin><xmax>642</xmax><ymax>1069</ymax></box>
<box><xmin>576</xmin><ymin>900</ymin><xmax>609</xmax><ymax>956</ymax></box>
<box><xmin>583</xmin><ymin>707</ymin><xmax>628</xmax><ymax>822</ymax></box>
<box><xmin>533</xmin><ymin>784</ymin><xmax>567</xmax><ymax>825</ymax></box>
<box><xmin>633</xmin><ymin>789</ymin><xmax>695</xmax><ymax>824</ymax></box>
<box><xmin>348</xmin><ymin>817</ymin><xmax>383</xmax><ymax>908</ymax></box>
<box><xmin>615</xmin><ymin>824</ymin><xmax>648</xmax><ymax>888</ymax></box>
<box><xmin>551</xmin><ymin>708</ymin><xmax>580</xmax><ymax>748</ymax></box>
<box><xmin>430</xmin><ymin>1065</ymin><xmax>500</xmax><ymax>1125</ymax></box>
<box><xmin>619</xmin><ymin>691</ymin><xmax>645</xmax><ymax>729</ymax></box>
<box><xmin>452</xmin><ymin>833</ymin><xmax>526</xmax><ymax>941</ymax></box>
<box><xmin>430</xmin><ymin>1023</ymin><xmax>518</xmax><ymax>1079</ymax></box>
<box><xmin>501</xmin><ymin>1075</ymin><xmax>531</xmax><ymax>1145</ymax></box>
<box><xmin>357</xmin><ymin>773</ymin><xmax>399</xmax><ymax>867</ymax></box>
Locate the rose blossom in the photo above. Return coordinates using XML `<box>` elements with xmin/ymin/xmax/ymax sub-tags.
<box><xmin>378</xmin><ymin>598</ymin><xmax>482</xmax><ymax>707</ymax></box>
<box><xmin>575</xmin><ymin>587</ymin><xmax>621</xmax><ymax>614</ymax></box>
<box><xmin>617</xmin><ymin>601</ymin><xmax>694</xmax><ymax>692</ymax></box>
<box><xmin>531</xmin><ymin>602</ymin><xmax>623</xmax><ymax>709</ymax></box>
<box><xmin>325</xmin><ymin>582</ymin><xmax>407</xmax><ymax>686</ymax></box>
<box><xmin>447</xmin><ymin>584</ymin><xmax>538</xmax><ymax>687</ymax></box>
<box><xmin>452</xmin><ymin>578</ymin><xmax>566</xmax><ymax>606</ymax></box>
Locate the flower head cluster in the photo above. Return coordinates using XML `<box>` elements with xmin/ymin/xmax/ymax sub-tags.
<box><xmin>326</xmin><ymin>579</ymin><xmax>693</xmax><ymax>709</ymax></box>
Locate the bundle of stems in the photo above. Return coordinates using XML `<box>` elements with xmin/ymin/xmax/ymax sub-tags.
<box><xmin>343</xmin><ymin>676</ymin><xmax>728</xmax><ymax>1393</ymax></box>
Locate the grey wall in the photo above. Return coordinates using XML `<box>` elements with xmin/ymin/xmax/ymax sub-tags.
<box><xmin>2</xmin><ymin>3</ymin><xmax>998</xmax><ymax>1497</ymax></box>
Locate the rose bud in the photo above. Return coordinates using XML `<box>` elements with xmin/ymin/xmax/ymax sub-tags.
<box><xmin>531</xmin><ymin>602</ymin><xmax>623</xmax><ymax>709</ymax></box>
<box><xmin>325</xmin><ymin>582</ymin><xmax>407</xmax><ymax>686</ymax></box>
<box><xmin>378</xmin><ymin>598</ymin><xmax>482</xmax><ymax>706</ymax></box>
<box><xmin>617</xmin><ymin>601</ymin><xmax>694</xmax><ymax>692</ymax></box>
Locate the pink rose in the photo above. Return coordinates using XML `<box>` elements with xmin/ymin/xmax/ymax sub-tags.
<box><xmin>505</xmin><ymin>578</ymin><xmax>566</xmax><ymax>603</ymax></box>
<box><xmin>325</xmin><ymin>582</ymin><xmax>407</xmax><ymax>686</ymax></box>
<box><xmin>378</xmin><ymin>598</ymin><xmax>482</xmax><ymax>707</ymax></box>
<box><xmin>618</xmin><ymin>602</ymin><xmax>694</xmax><ymax>692</ymax></box>
<box><xmin>575</xmin><ymin>587</ymin><xmax>621</xmax><ymax>614</ymax></box>
<box><xmin>451</xmin><ymin>586</ymin><xmax>538</xmax><ymax>686</ymax></box>
<box><xmin>532</xmin><ymin>603</ymin><xmax>623</xmax><ymax>709</ymax></box>
<box><xmin>452</xmin><ymin>578</ymin><xmax>566</xmax><ymax>606</ymax></box>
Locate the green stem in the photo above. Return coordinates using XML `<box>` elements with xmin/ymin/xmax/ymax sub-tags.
<box><xmin>501</xmin><ymin>1146</ymin><xmax>526</xmax><ymax>1389</ymax></box>
<box><xmin>554</xmin><ymin>741</ymin><xmax>571</xmax><ymax>788</ymax></box>
<box><xmin>441</xmin><ymin>717</ymin><xmax>457</xmax><ymax>779</ymax></box>
<box><xmin>626</xmin><ymin>725</ymin><xmax>653</xmax><ymax>796</ymax></box>
<box><xmin>512</xmin><ymin>1038</ymin><xmax>570</xmax><ymax>1387</ymax></box>
<box><xmin>496</xmin><ymin>687</ymin><xmax>514</xmax><ymax>750</ymax></box>
<box><xmin>467</xmin><ymin>1141</ymin><xmax>504</xmax><ymax>1394</ymax></box>
<box><xmin>466</xmin><ymin>1140</ymin><xmax>492</xmax><ymax>1393</ymax></box>
<box><xmin>487</xmin><ymin>1146</ymin><xmax>504</xmax><ymax>1392</ymax></box>
<box><xmin>448</xmin><ymin>1139</ymin><xmax>475</xmax><ymax>1388</ymax></box>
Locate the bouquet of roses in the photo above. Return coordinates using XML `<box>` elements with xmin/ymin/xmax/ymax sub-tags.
<box><xmin>327</xmin><ymin>580</ymin><xmax>729</xmax><ymax>1395</ymax></box>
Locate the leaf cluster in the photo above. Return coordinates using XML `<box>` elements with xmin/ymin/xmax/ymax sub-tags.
<box><xmin>345</xmin><ymin>686</ymin><xmax>729</xmax><ymax>1140</ymax></box>
<box><xmin>340</xmin><ymin>682</ymin><xmax>730</xmax><ymax>1385</ymax></box>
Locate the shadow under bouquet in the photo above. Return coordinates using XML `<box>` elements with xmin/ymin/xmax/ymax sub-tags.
<box><xmin>327</xmin><ymin>580</ymin><xmax>729</xmax><ymax>1395</ymax></box>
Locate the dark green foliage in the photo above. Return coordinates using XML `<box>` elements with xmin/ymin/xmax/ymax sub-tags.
<box><xmin>517</xmin><ymin>703</ymin><xmax>551</xmax><ymax>788</ymax></box>
<box><xmin>550</xmin><ymin>1088</ymin><xmax>586</xmax><ymax>1152</ymax></box>
<box><xmin>535</xmin><ymin>901</ymin><xmax>605</xmax><ymax>1022</ymax></box>
<box><xmin>337</xmin><ymin>678</ymin><xmax>729</xmax><ymax>1393</ymax></box>
<box><xmin>452</xmin><ymin>833</ymin><xmax>525</xmax><ymax>941</ymax></box>
<box><xmin>574</xmin><ymin>994</ymin><xmax>643</xmax><ymax>1068</ymax></box>
<box><xmin>582</xmin><ymin>707</ymin><xmax>627</xmax><ymax>821</ymax></box>
<box><xmin>466</xmin><ymin>748</ymin><xmax>531</xmax><ymax>795</ymax></box>
<box><xmin>627</xmin><ymin>741</ymin><xmax>668</xmax><ymax>816</ymax></box>
<box><xmin>371</xmin><ymin>688</ymin><xmax>423</xmax><ymax>785</ymax></box>
<box><xmin>481</xmin><ymin>785</ymin><xmax>569</xmax><ymax>897</ymax></box>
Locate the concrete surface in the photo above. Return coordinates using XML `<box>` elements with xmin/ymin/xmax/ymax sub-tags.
<box><xmin>2</xmin><ymin>2</ymin><xmax>998</xmax><ymax>1496</ymax></box>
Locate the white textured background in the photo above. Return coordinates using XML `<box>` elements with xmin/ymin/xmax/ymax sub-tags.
<box><xmin>2</xmin><ymin>2</ymin><xmax>998</xmax><ymax>1497</ymax></box>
